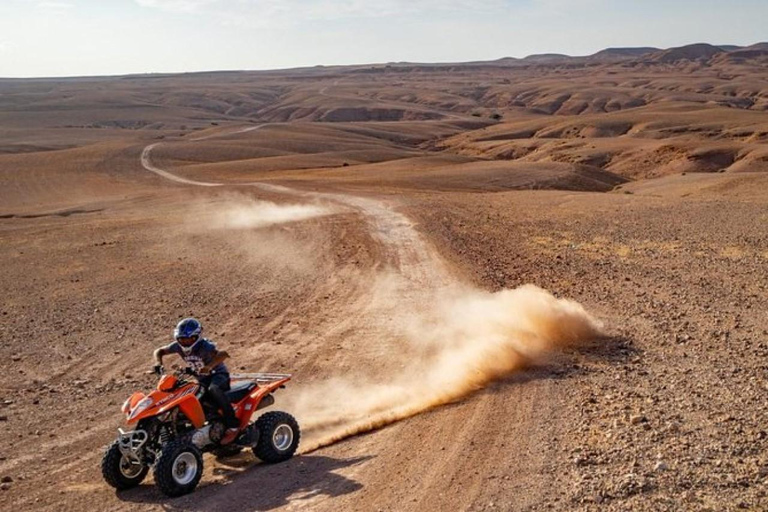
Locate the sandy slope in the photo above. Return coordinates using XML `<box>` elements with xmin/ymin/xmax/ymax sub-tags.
<box><xmin>0</xmin><ymin>126</ymin><xmax>583</xmax><ymax>512</ymax></box>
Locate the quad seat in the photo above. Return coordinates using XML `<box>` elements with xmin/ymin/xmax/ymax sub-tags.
<box><xmin>226</xmin><ymin>381</ymin><xmax>258</xmax><ymax>403</ymax></box>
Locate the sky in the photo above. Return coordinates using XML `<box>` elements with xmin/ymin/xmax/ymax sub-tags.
<box><xmin>0</xmin><ymin>0</ymin><xmax>766</xmax><ymax>77</ymax></box>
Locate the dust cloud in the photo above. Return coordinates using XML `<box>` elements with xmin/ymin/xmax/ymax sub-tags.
<box><xmin>196</xmin><ymin>193</ymin><xmax>603</xmax><ymax>454</ymax></box>
<box><xmin>290</xmin><ymin>281</ymin><xmax>604</xmax><ymax>453</ymax></box>
<box><xmin>209</xmin><ymin>198</ymin><xmax>335</xmax><ymax>230</ymax></box>
<box><xmin>183</xmin><ymin>196</ymin><xmax>336</xmax><ymax>277</ymax></box>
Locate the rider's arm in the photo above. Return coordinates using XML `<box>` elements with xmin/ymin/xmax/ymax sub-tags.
<box><xmin>153</xmin><ymin>346</ymin><xmax>172</xmax><ymax>366</ymax></box>
<box><xmin>201</xmin><ymin>350</ymin><xmax>229</xmax><ymax>374</ymax></box>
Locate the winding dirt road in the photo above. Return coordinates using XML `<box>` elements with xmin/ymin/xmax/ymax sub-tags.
<box><xmin>122</xmin><ymin>130</ymin><xmax>602</xmax><ymax>511</ymax></box>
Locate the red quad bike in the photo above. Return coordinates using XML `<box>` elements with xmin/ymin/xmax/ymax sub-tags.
<box><xmin>101</xmin><ymin>368</ymin><xmax>301</xmax><ymax>497</ymax></box>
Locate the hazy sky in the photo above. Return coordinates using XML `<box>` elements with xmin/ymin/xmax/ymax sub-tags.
<box><xmin>1</xmin><ymin>0</ymin><xmax>766</xmax><ymax>77</ymax></box>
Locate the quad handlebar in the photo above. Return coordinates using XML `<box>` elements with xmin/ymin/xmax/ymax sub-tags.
<box><xmin>150</xmin><ymin>365</ymin><xmax>200</xmax><ymax>378</ymax></box>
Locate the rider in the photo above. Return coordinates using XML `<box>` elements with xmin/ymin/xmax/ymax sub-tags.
<box><xmin>153</xmin><ymin>317</ymin><xmax>239</xmax><ymax>445</ymax></box>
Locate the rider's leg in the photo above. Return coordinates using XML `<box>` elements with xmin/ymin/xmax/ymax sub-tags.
<box><xmin>206</xmin><ymin>373</ymin><xmax>239</xmax><ymax>429</ymax></box>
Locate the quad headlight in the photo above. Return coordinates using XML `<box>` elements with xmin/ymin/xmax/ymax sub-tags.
<box><xmin>127</xmin><ymin>397</ymin><xmax>154</xmax><ymax>420</ymax></box>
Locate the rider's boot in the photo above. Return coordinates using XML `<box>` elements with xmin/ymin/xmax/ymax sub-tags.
<box><xmin>220</xmin><ymin>428</ymin><xmax>239</xmax><ymax>445</ymax></box>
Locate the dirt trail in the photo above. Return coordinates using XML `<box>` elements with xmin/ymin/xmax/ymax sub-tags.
<box><xmin>139</xmin><ymin>134</ymin><xmax>603</xmax><ymax>455</ymax></box>
<box><xmin>141</xmin><ymin>144</ymin><xmax>221</xmax><ymax>187</ymax></box>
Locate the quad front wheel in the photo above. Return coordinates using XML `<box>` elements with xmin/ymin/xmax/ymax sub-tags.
<box><xmin>153</xmin><ymin>440</ymin><xmax>204</xmax><ymax>497</ymax></box>
<box><xmin>253</xmin><ymin>411</ymin><xmax>300</xmax><ymax>463</ymax></box>
<box><xmin>101</xmin><ymin>440</ymin><xmax>149</xmax><ymax>490</ymax></box>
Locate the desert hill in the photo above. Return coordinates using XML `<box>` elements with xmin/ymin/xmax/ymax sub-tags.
<box><xmin>646</xmin><ymin>43</ymin><xmax>726</xmax><ymax>63</ymax></box>
<box><xmin>588</xmin><ymin>47</ymin><xmax>660</xmax><ymax>60</ymax></box>
<box><xmin>522</xmin><ymin>53</ymin><xmax>571</xmax><ymax>63</ymax></box>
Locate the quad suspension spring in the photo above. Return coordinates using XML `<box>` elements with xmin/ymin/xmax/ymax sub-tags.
<box><xmin>159</xmin><ymin>427</ymin><xmax>171</xmax><ymax>445</ymax></box>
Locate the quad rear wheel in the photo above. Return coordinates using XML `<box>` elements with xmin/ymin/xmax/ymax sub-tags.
<box><xmin>153</xmin><ymin>440</ymin><xmax>204</xmax><ymax>497</ymax></box>
<box><xmin>253</xmin><ymin>411</ymin><xmax>300</xmax><ymax>463</ymax></box>
<box><xmin>101</xmin><ymin>440</ymin><xmax>149</xmax><ymax>490</ymax></box>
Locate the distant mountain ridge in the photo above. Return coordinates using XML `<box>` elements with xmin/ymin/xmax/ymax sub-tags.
<box><xmin>16</xmin><ymin>41</ymin><xmax>765</xmax><ymax>81</ymax></box>
<box><xmin>716</xmin><ymin>45</ymin><xmax>743</xmax><ymax>51</ymax></box>
<box><xmin>522</xmin><ymin>53</ymin><xmax>571</xmax><ymax>62</ymax></box>
<box><xmin>646</xmin><ymin>43</ymin><xmax>726</xmax><ymax>63</ymax></box>
<box><xmin>326</xmin><ymin>41</ymin><xmax>768</xmax><ymax>72</ymax></box>
<box><xmin>509</xmin><ymin>42</ymin><xmax>768</xmax><ymax>66</ymax></box>
<box><xmin>589</xmin><ymin>47</ymin><xmax>660</xmax><ymax>59</ymax></box>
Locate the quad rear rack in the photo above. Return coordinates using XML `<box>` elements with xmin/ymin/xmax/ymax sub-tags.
<box><xmin>230</xmin><ymin>373</ymin><xmax>292</xmax><ymax>383</ymax></box>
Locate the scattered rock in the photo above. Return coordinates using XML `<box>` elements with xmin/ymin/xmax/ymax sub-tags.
<box><xmin>573</xmin><ymin>455</ymin><xmax>591</xmax><ymax>467</ymax></box>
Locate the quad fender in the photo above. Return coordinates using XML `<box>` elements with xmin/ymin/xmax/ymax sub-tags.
<box><xmin>174</xmin><ymin>394</ymin><xmax>206</xmax><ymax>428</ymax></box>
<box><xmin>236</xmin><ymin>377</ymin><xmax>291</xmax><ymax>428</ymax></box>
<box><xmin>126</xmin><ymin>384</ymin><xmax>204</xmax><ymax>427</ymax></box>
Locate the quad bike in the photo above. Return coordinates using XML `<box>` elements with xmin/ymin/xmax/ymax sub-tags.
<box><xmin>101</xmin><ymin>368</ymin><xmax>300</xmax><ymax>497</ymax></box>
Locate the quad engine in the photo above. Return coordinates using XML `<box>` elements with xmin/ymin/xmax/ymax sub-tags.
<box><xmin>191</xmin><ymin>421</ymin><xmax>226</xmax><ymax>449</ymax></box>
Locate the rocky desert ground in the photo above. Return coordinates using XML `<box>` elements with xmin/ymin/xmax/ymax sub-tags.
<box><xmin>1</xmin><ymin>43</ymin><xmax>767</xmax><ymax>511</ymax></box>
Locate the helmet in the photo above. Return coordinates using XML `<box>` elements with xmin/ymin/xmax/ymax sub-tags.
<box><xmin>174</xmin><ymin>318</ymin><xmax>202</xmax><ymax>348</ymax></box>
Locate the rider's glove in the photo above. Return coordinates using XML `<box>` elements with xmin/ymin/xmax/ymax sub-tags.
<box><xmin>183</xmin><ymin>367</ymin><xmax>196</xmax><ymax>376</ymax></box>
<box><xmin>153</xmin><ymin>364</ymin><xmax>164</xmax><ymax>376</ymax></box>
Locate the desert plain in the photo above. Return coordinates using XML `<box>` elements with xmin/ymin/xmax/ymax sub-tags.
<box><xmin>1</xmin><ymin>43</ymin><xmax>768</xmax><ymax>511</ymax></box>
